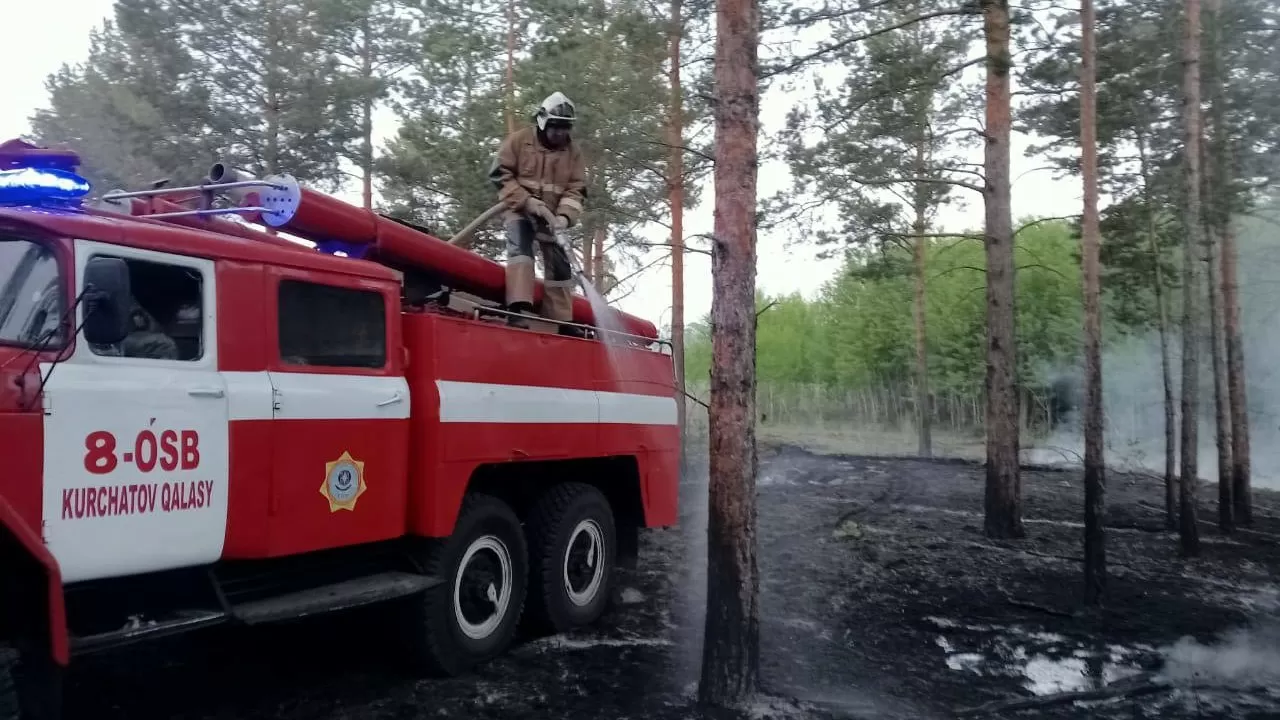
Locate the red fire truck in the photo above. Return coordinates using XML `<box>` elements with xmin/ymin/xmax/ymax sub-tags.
<box><xmin>0</xmin><ymin>139</ymin><xmax>680</xmax><ymax>718</ymax></box>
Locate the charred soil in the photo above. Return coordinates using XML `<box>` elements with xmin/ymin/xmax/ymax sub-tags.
<box><xmin>64</xmin><ymin>444</ymin><xmax>1280</xmax><ymax>719</ymax></box>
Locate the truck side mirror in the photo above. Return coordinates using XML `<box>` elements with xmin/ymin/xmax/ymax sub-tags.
<box><xmin>82</xmin><ymin>257</ymin><xmax>131</xmax><ymax>346</ymax></box>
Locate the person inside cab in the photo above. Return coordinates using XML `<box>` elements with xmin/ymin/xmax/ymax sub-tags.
<box><xmin>487</xmin><ymin>91</ymin><xmax>587</xmax><ymax>335</ymax></box>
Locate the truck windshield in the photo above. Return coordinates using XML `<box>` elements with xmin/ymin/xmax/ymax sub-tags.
<box><xmin>0</xmin><ymin>237</ymin><xmax>65</xmax><ymax>349</ymax></box>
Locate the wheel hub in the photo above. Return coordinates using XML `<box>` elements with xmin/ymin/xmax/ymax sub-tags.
<box><xmin>563</xmin><ymin>519</ymin><xmax>605</xmax><ymax>607</ymax></box>
<box><xmin>454</xmin><ymin>535</ymin><xmax>513</xmax><ymax>640</ymax></box>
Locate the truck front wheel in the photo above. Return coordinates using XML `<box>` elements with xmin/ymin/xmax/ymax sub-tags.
<box><xmin>406</xmin><ymin>494</ymin><xmax>528</xmax><ymax>677</ymax></box>
<box><xmin>525</xmin><ymin>483</ymin><xmax>616</xmax><ymax>634</ymax></box>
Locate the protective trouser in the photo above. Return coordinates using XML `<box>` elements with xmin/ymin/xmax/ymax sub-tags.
<box><xmin>504</xmin><ymin>214</ymin><xmax>575</xmax><ymax>325</ymax></box>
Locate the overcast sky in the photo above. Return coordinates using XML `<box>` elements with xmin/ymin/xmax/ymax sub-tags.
<box><xmin>2</xmin><ymin>0</ymin><xmax>1081</xmax><ymax>330</ymax></box>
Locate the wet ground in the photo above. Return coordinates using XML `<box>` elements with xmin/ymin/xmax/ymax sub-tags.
<box><xmin>66</xmin><ymin>444</ymin><xmax>1280</xmax><ymax>719</ymax></box>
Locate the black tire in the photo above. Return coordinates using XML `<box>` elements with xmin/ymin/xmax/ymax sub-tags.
<box><xmin>0</xmin><ymin>646</ymin><xmax>60</xmax><ymax>720</ymax></box>
<box><xmin>404</xmin><ymin>494</ymin><xmax>528</xmax><ymax>677</ymax></box>
<box><xmin>524</xmin><ymin>483</ymin><xmax>616</xmax><ymax>634</ymax></box>
<box><xmin>0</xmin><ymin>646</ymin><xmax>17</xmax><ymax>720</ymax></box>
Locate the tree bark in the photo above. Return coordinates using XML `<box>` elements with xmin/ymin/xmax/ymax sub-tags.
<box><xmin>1206</xmin><ymin>225</ymin><xmax>1232</xmax><ymax>532</ymax></box>
<box><xmin>699</xmin><ymin>0</ymin><xmax>761</xmax><ymax>706</ymax></box>
<box><xmin>1205</xmin><ymin>0</ymin><xmax>1251</xmax><ymax>526</ymax></box>
<box><xmin>1178</xmin><ymin>0</ymin><xmax>1203</xmax><ymax>557</ymax></box>
<box><xmin>505</xmin><ymin>0</ymin><xmax>517</xmax><ymax>134</ymax></box>
<box><xmin>980</xmin><ymin>0</ymin><xmax>1022</xmax><ymax>540</ymax></box>
<box><xmin>1136</xmin><ymin>131</ymin><xmax>1178</xmax><ymax>529</ymax></box>
<box><xmin>1079</xmin><ymin>0</ymin><xmax>1105</xmax><ymax>606</ymax></box>
<box><xmin>582</xmin><ymin>226</ymin><xmax>595</xmax><ymax>285</ymax></box>
<box><xmin>668</xmin><ymin>0</ymin><xmax>687</xmax><ymax>440</ymax></box>
<box><xmin>593</xmin><ymin>225</ymin><xmax>606</xmax><ymax>293</ymax></box>
<box><xmin>1202</xmin><ymin>0</ymin><xmax>1232</xmax><ymax>533</ymax></box>
<box><xmin>1223</xmin><ymin>223</ymin><xmax>1251</xmax><ymax>525</ymax></box>
<box><xmin>912</xmin><ymin>129</ymin><xmax>932</xmax><ymax>458</ymax></box>
<box><xmin>360</xmin><ymin>11</ymin><xmax>374</xmax><ymax>211</ymax></box>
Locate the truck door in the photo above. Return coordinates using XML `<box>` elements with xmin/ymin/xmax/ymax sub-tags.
<box><xmin>41</xmin><ymin>240</ymin><xmax>229</xmax><ymax>584</ymax></box>
<box><xmin>264</xmin><ymin>268</ymin><xmax>410</xmax><ymax>556</ymax></box>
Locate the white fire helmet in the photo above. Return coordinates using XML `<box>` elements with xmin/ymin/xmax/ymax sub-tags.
<box><xmin>535</xmin><ymin>92</ymin><xmax>577</xmax><ymax>131</ymax></box>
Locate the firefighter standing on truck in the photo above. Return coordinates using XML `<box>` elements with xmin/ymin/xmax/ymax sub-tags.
<box><xmin>488</xmin><ymin>91</ymin><xmax>587</xmax><ymax>334</ymax></box>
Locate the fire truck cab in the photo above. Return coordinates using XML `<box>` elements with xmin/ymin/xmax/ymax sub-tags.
<box><xmin>0</xmin><ymin>140</ymin><xmax>679</xmax><ymax>719</ymax></box>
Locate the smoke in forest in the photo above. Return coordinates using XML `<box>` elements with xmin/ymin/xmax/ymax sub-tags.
<box><xmin>1161</xmin><ymin>622</ymin><xmax>1280</xmax><ymax>689</ymax></box>
<box><xmin>1028</xmin><ymin>211</ymin><xmax>1280</xmax><ymax>490</ymax></box>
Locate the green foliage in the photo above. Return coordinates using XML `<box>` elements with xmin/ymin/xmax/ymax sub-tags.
<box><xmin>776</xmin><ymin>0</ymin><xmax>979</xmax><ymax>254</ymax></box>
<box><xmin>30</xmin><ymin>0</ymin><xmax>382</xmax><ymax>193</ymax></box>
<box><xmin>29</xmin><ymin>10</ymin><xmax>218</xmax><ymax>190</ymax></box>
<box><xmin>1019</xmin><ymin>0</ymin><xmax>1280</xmax><ymax>332</ymax></box>
<box><xmin>176</xmin><ymin>0</ymin><xmax>357</xmax><ymax>189</ymax></box>
<box><xmin>378</xmin><ymin>0</ymin><xmax>710</xmax><ymax>270</ymax></box>
<box><xmin>685</xmin><ymin>220</ymin><xmax>1087</xmax><ymax>394</ymax></box>
<box><xmin>376</xmin><ymin>0</ymin><xmax>510</xmax><ymax>255</ymax></box>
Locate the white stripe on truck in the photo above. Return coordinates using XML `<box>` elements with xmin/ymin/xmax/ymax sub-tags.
<box><xmin>221</xmin><ymin>373</ymin><xmax>677</xmax><ymax>426</ymax></box>
<box><xmin>435</xmin><ymin>380</ymin><xmax>678</xmax><ymax>426</ymax></box>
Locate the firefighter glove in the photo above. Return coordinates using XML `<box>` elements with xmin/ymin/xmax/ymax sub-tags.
<box><xmin>524</xmin><ymin>197</ymin><xmax>556</xmax><ymax>226</ymax></box>
<box><xmin>552</xmin><ymin>214</ymin><xmax>569</xmax><ymax>232</ymax></box>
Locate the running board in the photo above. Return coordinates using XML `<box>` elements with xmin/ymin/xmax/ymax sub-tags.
<box><xmin>71</xmin><ymin>609</ymin><xmax>227</xmax><ymax>655</ymax></box>
<box><xmin>230</xmin><ymin>571</ymin><xmax>441</xmax><ymax>625</ymax></box>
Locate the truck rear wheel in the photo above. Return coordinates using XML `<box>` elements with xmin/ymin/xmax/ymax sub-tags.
<box><xmin>406</xmin><ymin>494</ymin><xmax>528</xmax><ymax>677</ymax></box>
<box><xmin>0</xmin><ymin>646</ymin><xmax>59</xmax><ymax>720</ymax></box>
<box><xmin>524</xmin><ymin>483</ymin><xmax>616</xmax><ymax>634</ymax></box>
<box><xmin>0</xmin><ymin>646</ymin><xmax>16</xmax><ymax>720</ymax></box>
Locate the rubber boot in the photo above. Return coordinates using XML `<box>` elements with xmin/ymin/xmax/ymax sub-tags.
<box><xmin>505</xmin><ymin>259</ymin><xmax>536</xmax><ymax>329</ymax></box>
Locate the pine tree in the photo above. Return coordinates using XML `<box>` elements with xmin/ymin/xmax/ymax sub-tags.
<box><xmin>1178</xmin><ymin>0</ymin><xmax>1203</xmax><ymax>557</ymax></box>
<box><xmin>171</xmin><ymin>0</ymin><xmax>356</xmax><ymax>188</ymax></box>
<box><xmin>1079</xmin><ymin>0</ymin><xmax>1106</xmax><ymax>606</ymax></box>
<box><xmin>378</xmin><ymin>0</ymin><xmax>510</xmax><ymax>256</ymax></box>
<box><xmin>317</xmin><ymin>0</ymin><xmax>418</xmax><ymax>208</ymax></box>
<box><xmin>30</xmin><ymin>3</ymin><xmax>217</xmax><ymax>190</ymax></box>
<box><xmin>781</xmin><ymin>1</ymin><xmax>976</xmax><ymax>459</ymax></box>
<box><xmin>700</xmin><ymin>0</ymin><xmax>761</xmax><ymax>703</ymax></box>
<box><xmin>980</xmin><ymin>0</ymin><xmax>1022</xmax><ymax>540</ymax></box>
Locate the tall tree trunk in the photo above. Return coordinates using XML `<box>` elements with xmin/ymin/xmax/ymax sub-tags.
<box><xmin>980</xmin><ymin>0</ymin><xmax>1022</xmax><ymax>540</ymax></box>
<box><xmin>1202</xmin><ymin>0</ymin><xmax>1232</xmax><ymax>532</ymax></box>
<box><xmin>1178</xmin><ymin>0</ymin><xmax>1203</xmax><ymax>557</ymax></box>
<box><xmin>1080</xmin><ymin>0</ymin><xmax>1105</xmax><ymax>606</ymax></box>
<box><xmin>1206</xmin><ymin>221</ymin><xmax>1232</xmax><ymax>532</ymax></box>
<box><xmin>1136</xmin><ymin>131</ymin><xmax>1178</xmax><ymax>529</ymax></box>
<box><xmin>582</xmin><ymin>227</ymin><xmax>595</xmax><ymax>286</ymax></box>
<box><xmin>360</xmin><ymin>12</ymin><xmax>374</xmax><ymax>210</ymax></box>
<box><xmin>668</xmin><ymin>0</ymin><xmax>687</xmax><ymax>440</ymax></box>
<box><xmin>1222</xmin><ymin>223</ymin><xmax>1250</xmax><ymax>525</ymax></box>
<box><xmin>1205</xmin><ymin>0</ymin><xmax>1251</xmax><ymax>526</ymax></box>
<box><xmin>699</xmin><ymin>0</ymin><xmax>761</xmax><ymax>706</ymax></box>
<box><xmin>505</xmin><ymin>0</ymin><xmax>517</xmax><ymax>134</ymax></box>
<box><xmin>593</xmin><ymin>226</ymin><xmax>606</xmax><ymax>293</ymax></box>
<box><xmin>912</xmin><ymin>136</ymin><xmax>932</xmax><ymax>458</ymax></box>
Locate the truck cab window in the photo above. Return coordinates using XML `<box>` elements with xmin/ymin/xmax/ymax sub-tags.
<box><xmin>278</xmin><ymin>280</ymin><xmax>386</xmax><ymax>369</ymax></box>
<box><xmin>0</xmin><ymin>238</ymin><xmax>64</xmax><ymax>348</ymax></box>
<box><xmin>88</xmin><ymin>256</ymin><xmax>204</xmax><ymax>362</ymax></box>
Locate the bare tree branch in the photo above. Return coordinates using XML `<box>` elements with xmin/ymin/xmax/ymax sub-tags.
<box><xmin>764</xmin><ymin>7</ymin><xmax>982</xmax><ymax>78</ymax></box>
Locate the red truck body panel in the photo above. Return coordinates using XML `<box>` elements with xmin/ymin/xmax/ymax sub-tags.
<box><xmin>0</xmin><ymin>165</ymin><xmax>678</xmax><ymax>669</ymax></box>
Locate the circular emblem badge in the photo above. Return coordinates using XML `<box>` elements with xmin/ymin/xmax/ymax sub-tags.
<box><xmin>328</xmin><ymin>461</ymin><xmax>360</xmax><ymax>503</ymax></box>
<box><xmin>320</xmin><ymin>451</ymin><xmax>367</xmax><ymax>512</ymax></box>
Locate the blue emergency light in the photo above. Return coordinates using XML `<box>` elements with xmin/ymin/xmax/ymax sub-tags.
<box><xmin>0</xmin><ymin>139</ymin><xmax>92</xmax><ymax>209</ymax></box>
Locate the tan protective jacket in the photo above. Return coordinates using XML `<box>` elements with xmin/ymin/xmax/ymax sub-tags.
<box><xmin>487</xmin><ymin>126</ymin><xmax>587</xmax><ymax>226</ymax></box>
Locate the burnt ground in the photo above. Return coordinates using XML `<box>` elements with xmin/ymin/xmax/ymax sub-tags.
<box><xmin>65</xmin><ymin>444</ymin><xmax>1280</xmax><ymax>720</ymax></box>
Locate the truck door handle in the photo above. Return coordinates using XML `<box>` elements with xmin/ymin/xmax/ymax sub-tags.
<box><xmin>188</xmin><ymin>387</ymin><xmax>226</xmax><ymax>399</ymax></box>
<box><xmin>377</xmin><ymin>392</ymin><xmax>404</xmax><ymax>408</ymax></box>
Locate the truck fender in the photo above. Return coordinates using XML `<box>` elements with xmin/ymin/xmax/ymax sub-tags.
<box><xmin>0</xmin><ymin>496</ymin><xmax>68</xmax><ymax>666</ymax></box>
